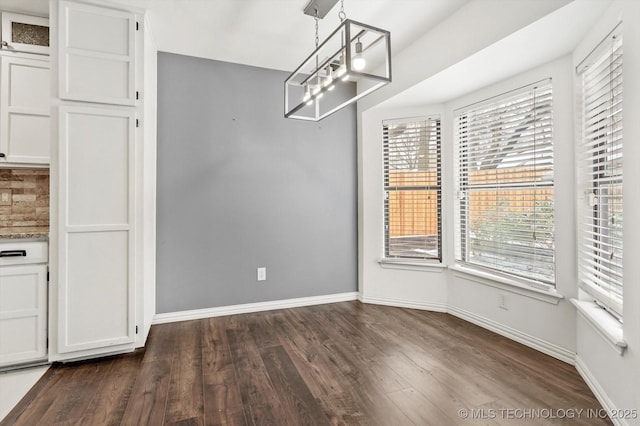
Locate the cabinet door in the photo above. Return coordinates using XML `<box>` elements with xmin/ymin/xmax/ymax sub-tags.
<box><xmin>0</xmin><ymin>264</ymin><xmax>47</xmax><ymax>366</ymax></box>
<box><xmin>0</xmin><ymin>55</ymin><xmax>50</xmax><ymax>164</ymax></box>
<box><xmin>1</xmin><ymin>13</ymin><xmax>49</xmax><ymax>55</ymax></box>
<box><xmin>58</xmin><ymin>0</ymin><xmax>136</xmax><ymax>105</ymax></box>
<box><xmin>57</xmin><ymin>105</ymin><xmax>136</xmax><ymax>353</ymax></box>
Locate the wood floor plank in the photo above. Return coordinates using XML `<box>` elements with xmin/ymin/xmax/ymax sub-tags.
<box><xmin>248</xmin><ymin>311</ymin><xmax>283</xmax><ymax>349</ymax></box>
<box><xmin>259</xmin><ymin>344</ymin><xmax>329</xmax><ymax>425</ymax></box>
<box><xmin>80</xmin><ymin>351</ymin><xmax>144</xmax><ymax>426</ymax></box>
<box><xmin>120</xmin><ymin>359</ymin><xmax>172</xmax><ymax>426</ymax></box>
<box><xmin>39</xmin><ymin>358</ymin><xmax>113</xmax><ymax>424</ymax></box>
<box><xmin>272</xmin><ymin>313</ymin><xmax>372</xmax><ymax>424</ymax></box>
<box><xmin>226</xmin><ymin>323</ymin><xmax>286</xmax><ymax>425</ymax></box>
<box><xmin>203</xmin><ymin>383</ymin><xmax>247</xmax><ymax>426</ymax></box>
<box><xmin>201</xmin><ymin>316</ymin><xmax>246</xmax><ymax>426</ymax></box>
<box><xmin>120</xmin><ymin>323</ymin><xmax>179</xmax><ymax>426</ymax></box>
<box><xmin>141</xmin><ymin>321</ymin><xmax>181</xmax><ymax>364</ymax></box>
<box><xmin>164</xmin><ymin>320</ymin><xmax>204</xmax><ymax>425</ymax></box>
<box><xmin>3</xmin><ymin>301</ymin><xmax>611</xmax><ymax>426</ymax></box>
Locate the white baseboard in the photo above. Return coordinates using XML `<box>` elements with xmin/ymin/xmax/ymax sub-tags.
<box><xmin>152</xmin><ymin>292</ymin><xmax>359</xmax><ymax>324</ymax></box>
<box><xmin>447</xmin><ymin>305</ymin><xmax>576</xmax><ymax>364</ymax></box>
<box><xmin>359</xmin><ymin>295</ymin><xmax>447</xmax><ymax>313</ymax></box>
<box><xmin>575</xmin><ymin>355</ymin><xmax>627</xmax><ymax>426</ymax></box>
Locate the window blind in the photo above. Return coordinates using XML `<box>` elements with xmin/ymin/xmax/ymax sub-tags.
<box><xmin>383</xmin><ymin>117</ymin><xmax>441</xmax><ymax>261</ymax></box>
<box><xmin>578</xmin><ymin>30</ymin><xmax>623</xmax><ymax>318</ymax></box>
<box><xmin>454</xmin><ymin>82</ymin><xmax>555</xmax><ymax>285</ymax></box>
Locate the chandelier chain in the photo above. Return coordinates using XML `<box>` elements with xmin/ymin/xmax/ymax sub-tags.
<box><xmin>338</xmin><ymin>0</ymin><xmax>346</xmax><ymax>21</ymax></box>
<box><xmin>314</xmin><ymin>9</ymin><xmax>319</xmax><ymax>48</ymax></box>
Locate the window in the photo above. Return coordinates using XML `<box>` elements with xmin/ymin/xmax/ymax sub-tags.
<box><xmin>454</xmin><ymin>82</ymin><xmax>555</xmax><ymax>285</ymax></box>
<box><xmin>578</xmin><ymin>29</ymin><xmax>623</xmax><ymax>318</ymax></box>
<box><xmin>383</xmin><ymin>117</ymin><xmax>441</xmax><ymax>261</ymax></box>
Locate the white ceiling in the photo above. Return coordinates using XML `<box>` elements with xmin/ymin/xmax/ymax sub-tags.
<box><xmin>378</xmin><ymin>0</ymin><xmax>612</xmax><ymax>109</ymax></box>
<box><xmin>0</xmin><ymin>0</ymin><xmax>611</xmax><ymax>109</ymax></box>
<box><xmin>0</xmin><ymin>0</ymin><xmax>469</xmax><ymax>72</ymax></box>
<box><xmin>116</xmin><ymin>0</ymin><xmax>471</xmax><ymax>72</ymax></box>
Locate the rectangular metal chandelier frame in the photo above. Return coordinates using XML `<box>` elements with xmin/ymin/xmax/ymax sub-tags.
<box><xmin>284</xmin><ymin>19</ymin><xmax>392</xmax><ymax>121</ymax></box>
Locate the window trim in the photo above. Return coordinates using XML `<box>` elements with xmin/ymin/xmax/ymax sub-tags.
<box><xmin>577</xmin><ymin>25</ymin><xmax>623</xmax><ymax>319</ymax></box>
<box><xmin>382</xmin><ymin>115</ymin><xmax>442</xmax><ymax>263</ymax></box>
<box><xmin>450</xmin><ymin>264</ymin><xmax>563</xmax><ymax>305</ymax></box>
<box><xmin>571</xmin><ymin>298</ymin><xmax>626</xmax><ymax>355</ymax></box>
<box><xmin>454</xmin><ymin>80</ymin><xmax>556</xmax><ymax>287</ymax></box>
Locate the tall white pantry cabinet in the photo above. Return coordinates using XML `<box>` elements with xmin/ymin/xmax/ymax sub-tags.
<box><xmin>48</xmin><ymin>0</ymin><xmax>157</xmax><ymax>362</ymax></box>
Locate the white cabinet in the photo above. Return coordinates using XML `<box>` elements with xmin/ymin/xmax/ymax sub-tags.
<box><xmin>50</xmin><ymin>0</ymin><xmax>152</xmax><ymax>362</ymax></box>
<box><xmin>1</xmin><ymin>13</ymin><xmax>49</xmax><ymax>56</ymax></box>
<box><xmin>56</xmin><ymin>106</ymin><xmax>136</xmax><ymax>354</ymax></box>
<box><xmin>0</xmin><ymin>54</ymin><xmax>50</xmax><ymax>165</ymax></box>
<box><xmin>58</xmin><ymin>0</ymin><xmax>136</xmax><ymax>105</ymax></box>
<box><xmin>0</xmin><ymin>241</ymin><xmax>48</xmax><ymax>367</ymax></box>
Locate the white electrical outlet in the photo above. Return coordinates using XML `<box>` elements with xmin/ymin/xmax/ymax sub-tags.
<box><xmin>0</xmin><ymin>189</ymin><xmax>11</xmax><ymax>206</ymax></box>
<box><xmin>257</xmin><ymin>267</ymin><xmax>266</xmax><ymax>281</ymax></box>
<box><xmin>499</xmin><ymin>293</ymin><xmax>508</xmax><ymax>310</ymax></box>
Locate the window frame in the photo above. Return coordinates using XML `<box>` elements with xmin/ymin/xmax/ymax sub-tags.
<box><xmin>454</xmin><ymin>81</ymin><xmax>556</xmax><ymax>287</ymax></box>
<box><xmin>577</xmin><ymin>26</ymin><xmax>623</xmax><ymax>319</ymax></box>
<box><xmin>382</xmin><ymin>116</ymin><xmax>442</xmax><ymax>263</ymax></box>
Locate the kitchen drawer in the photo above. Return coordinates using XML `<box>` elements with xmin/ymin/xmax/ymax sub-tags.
<box><xmin>0</xmin><ymin>241</ymin><xmax>48</xmax><ymax>265</ymax></box>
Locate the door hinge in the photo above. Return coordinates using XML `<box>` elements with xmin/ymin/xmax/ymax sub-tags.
<box><xmin>136</xmin><ymin>119</ymin><xmax>139</xmax><ymax>128</ymax></box>
<box><xmin>135</xmin><ymin>326</ymin><xmax>139</xmax><ymax>334</ymax></box>
<box><xmin>47</xmin><ymin>271</ymin><xmax>49</xmax><ymax>282</ymax></box>
<box><xmin>136</xmin><ymin>91</ymin><xmax>139</xmax><ymax>100</ymax></box>
<box><xmin>46</xmin><ymin>337</ymin><xmax>49</xmax><ymax>348</ymax></box>
<box><xmin>136</xmin><ymin>21</ymin><xmax>139</xmax><ymax>31</ymax></box>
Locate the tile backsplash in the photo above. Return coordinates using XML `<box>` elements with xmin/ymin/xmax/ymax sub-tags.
<box><xmin>0</xmin><ymin>168</ymin><xmax>49</xmax><ymax>228</ymax></box>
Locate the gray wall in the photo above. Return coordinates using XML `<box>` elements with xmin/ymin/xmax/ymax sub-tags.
<box><xmin>156</xmin><ymin>52</ymin><xmax>357</xmax><ymax>313</ymax></box>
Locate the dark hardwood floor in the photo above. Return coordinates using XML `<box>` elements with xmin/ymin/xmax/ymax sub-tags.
<box><xmin>2</xmin><ymin>301</ymin><xmax>611</xmax><ymax>425</ymax></box>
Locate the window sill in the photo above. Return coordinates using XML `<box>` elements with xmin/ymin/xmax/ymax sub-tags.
<box><xmin>571</xmin><ymin>298</ymin><xmax>627</xmax><ymax>355</ymax></box>
<box><xmin>378</xmin><ymin>258</ymin><xmax>447</xmax><ymax>272</ymax></box>
<box><xmin>449</xmin><ymin>264</ymin><xmax>563</xmax><ymax>305</ymax></box>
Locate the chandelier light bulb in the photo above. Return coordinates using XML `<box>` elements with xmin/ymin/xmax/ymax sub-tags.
<box><xmin>302</xmin><ymin>83</ymin><xmax>311</xmax><ymax>102</ymax></box>
<box><xmin>324</xmin><ymin>66</ymin><xmax>335</xmax><ymax>91</ymax></box>
<box><xmin>336</xmin><ymin>54</ymin><xmax>347</xmax><ymax>78</ymax></box>
<box><xmin>353</xmin><ymin>39</ymin><xmax>366</xmax><ymax>71</ymax></box>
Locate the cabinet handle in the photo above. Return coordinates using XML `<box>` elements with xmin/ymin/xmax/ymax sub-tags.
<box><xmin>0</xmin><ymin>153</ymin><xmax>5</xmax><ymax>158</ymax></box>
<box><xmin>0</xmin><ymin>250</ymin><xmax>27</xmax><ymax>257</ymax></box>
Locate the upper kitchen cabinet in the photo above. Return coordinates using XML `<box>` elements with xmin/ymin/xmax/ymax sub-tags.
<box><xmin>1</xmin><ymin>13</ymin><xmax>50</xmax><ymax>55</ymax></box>
<box><xmin>0</xmin><ymin>55</ymin><xmax>50</xmax><ymax>165</ymax></box>
<box><xmin>58</xmin><ymin>0</ymin><xmax>136</xmax><ymax>106</ymax></box>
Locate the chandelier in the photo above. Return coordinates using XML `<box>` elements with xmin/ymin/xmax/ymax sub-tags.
<box><xmin>284</xmin><ymin>0</ymin><xmax>391</xmax><ymax>121</ymax></box>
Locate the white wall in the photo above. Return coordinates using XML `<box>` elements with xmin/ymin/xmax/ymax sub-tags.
<box><xmin>572</xmin><ymin>2</ymin><xmax>640</xmax><ymax>423</ymax></box>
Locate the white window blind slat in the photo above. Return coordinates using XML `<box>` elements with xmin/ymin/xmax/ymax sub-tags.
<box><xmin>383</xmin><ymin>117</ymin><xmax>441</xmax><ymax>261</ymax></box>
<box><xmin>454</xmin><ymin>82</ymin><xmax>555</xmax><ymax>285</ymax></box>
